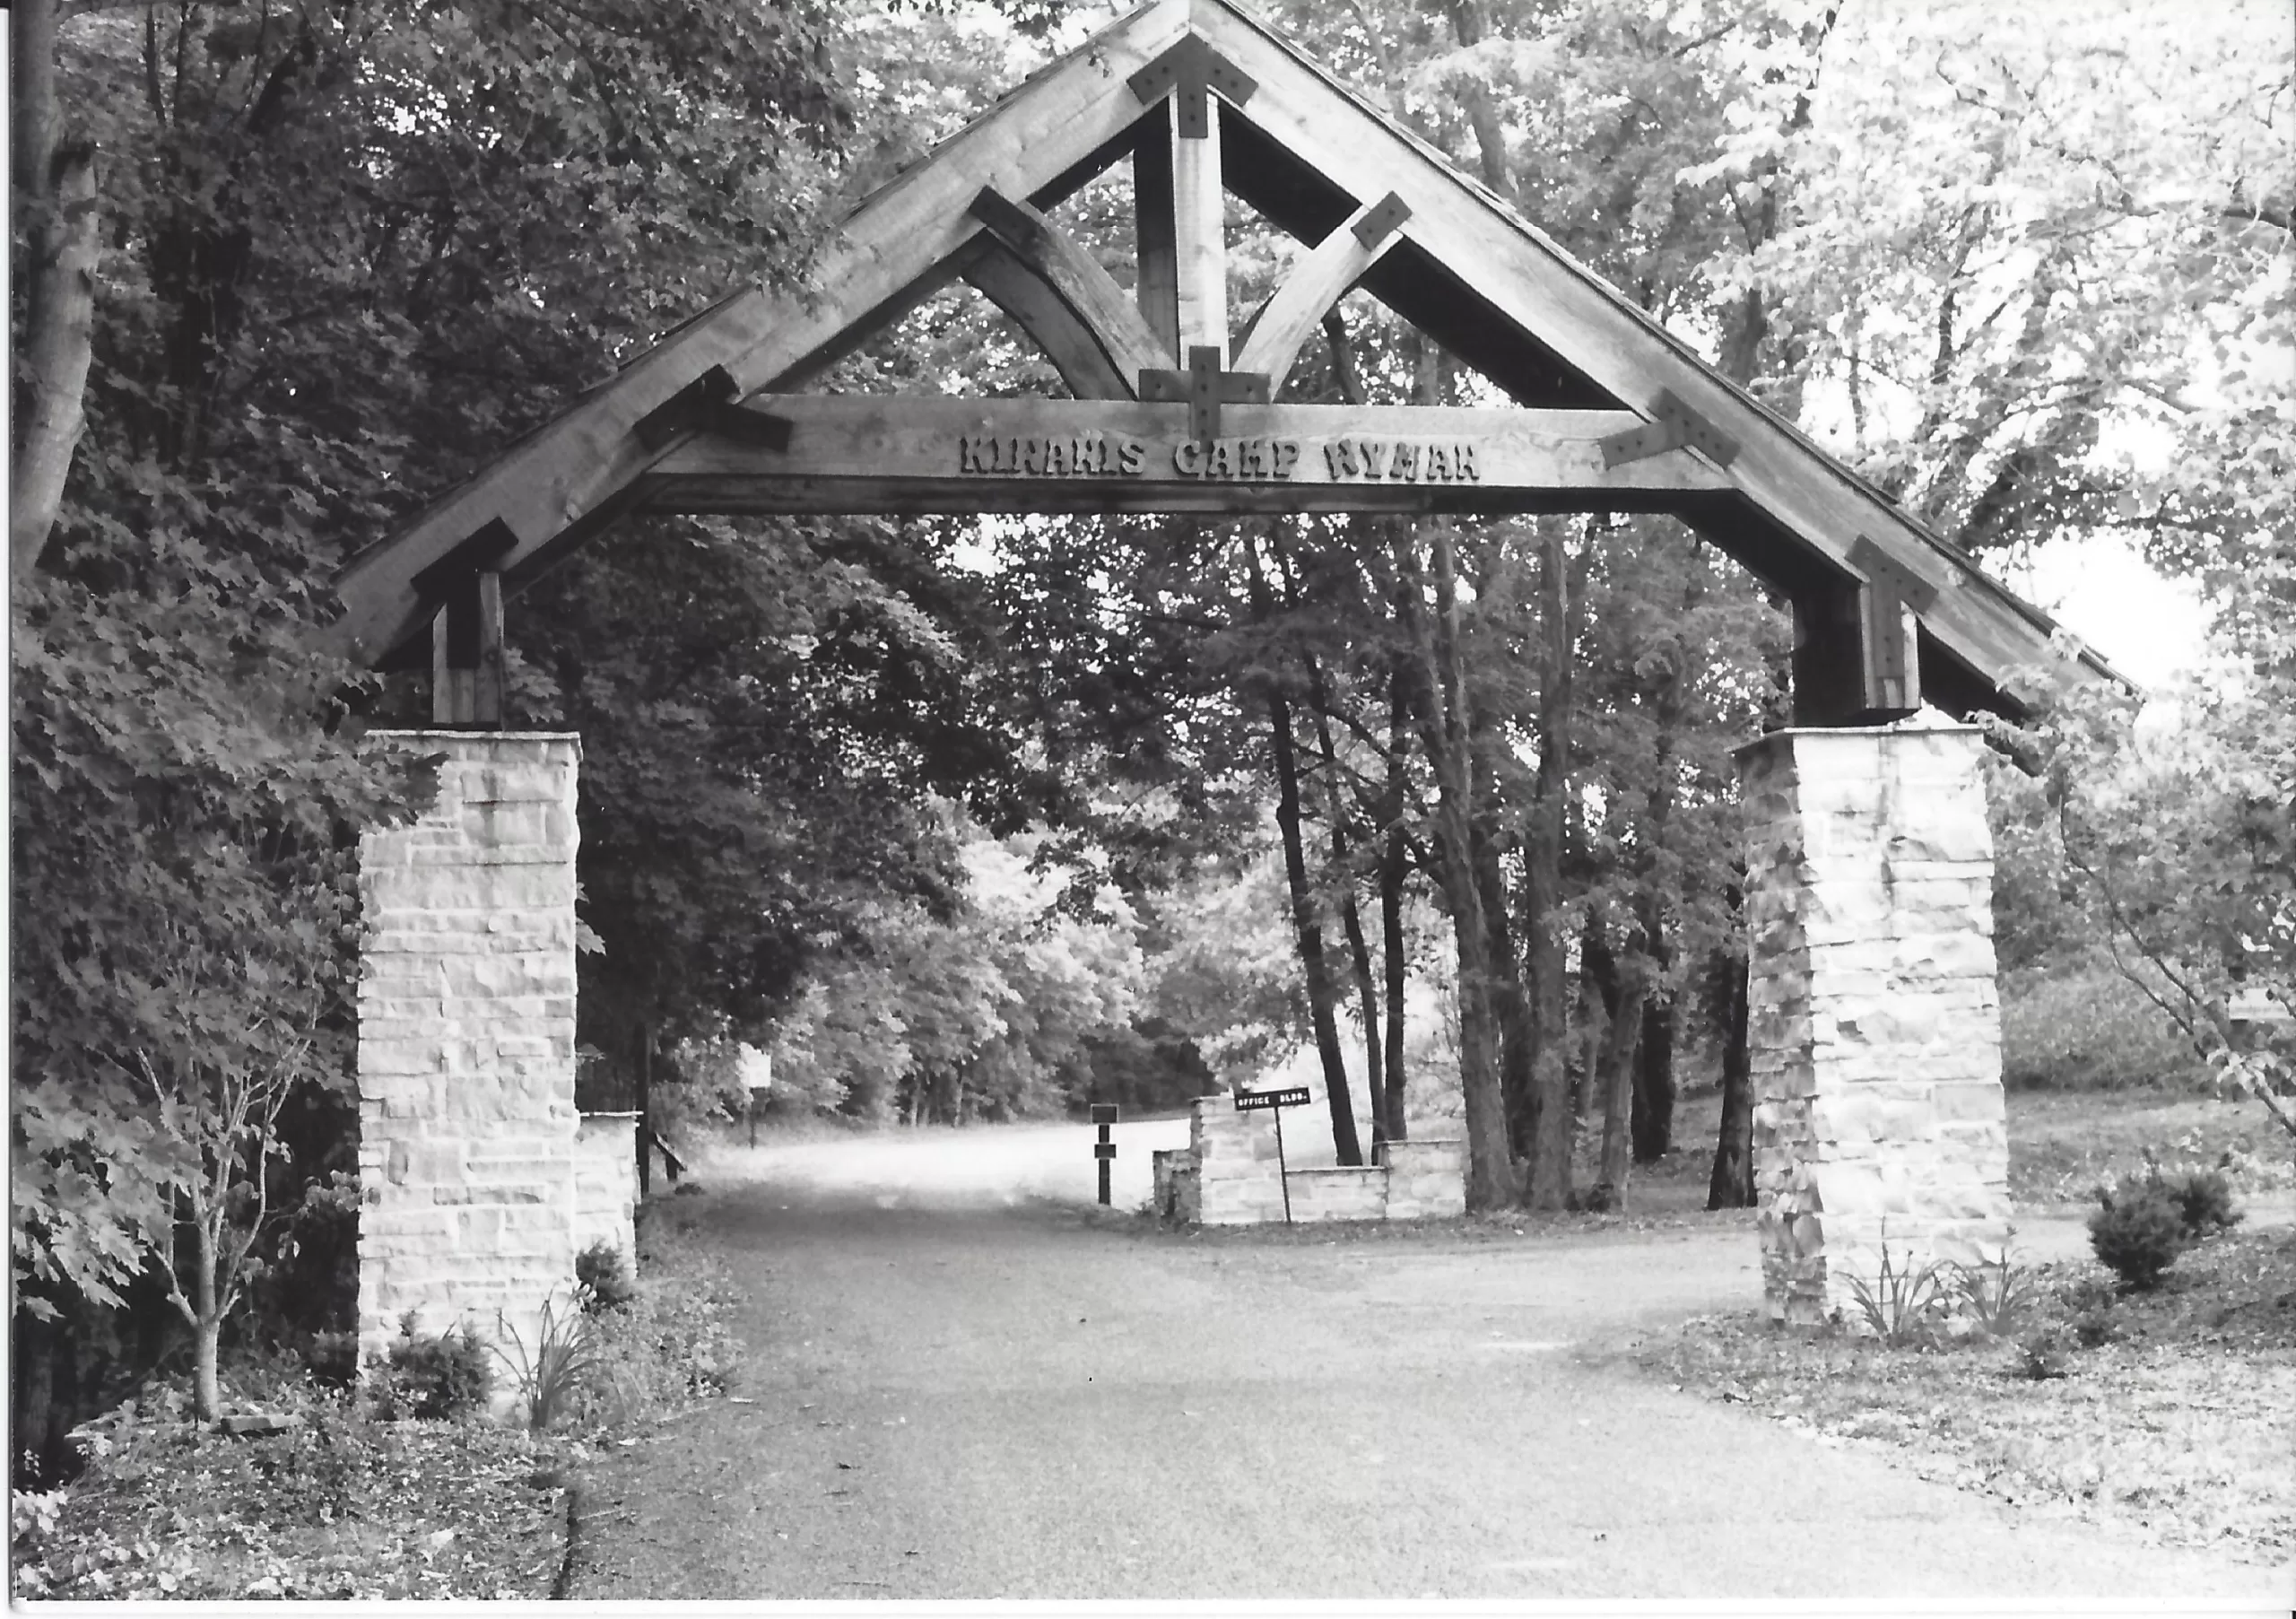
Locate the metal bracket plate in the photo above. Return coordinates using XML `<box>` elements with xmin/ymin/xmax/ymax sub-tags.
<box><xmin>1598</xmin><ymin>388</ymin><xmax>1742</xmax><ymax>470</ymax></box>
<box><xmin>1139</xmin><ymin>345</ymin><xmax>1272</xmax><ymax>441</ymax></box>
<box><xmin>1127</xmin><ymin>35</ymin><xmax>1258</xmax><ymax>138</ymax></box>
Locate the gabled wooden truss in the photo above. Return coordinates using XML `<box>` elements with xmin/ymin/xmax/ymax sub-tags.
<box><xmin>331</xmin><ymin>0</ymin><xmax>2118</xmax><ymax>728</ymax></box>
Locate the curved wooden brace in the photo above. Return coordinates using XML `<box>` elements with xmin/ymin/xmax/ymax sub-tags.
<box><xmin>961</xmin><ymin>241</ymin><xmax>1135</xmax><ymax>400</ymax></box>
<box><xmin>967</xmin><ymin>187</ymin><xmax>1167</xmax><ymax>396</ymax></box>
<box><xmin>1233</xmin><ymin>191</ymin><xmax>1412</xmax><ymax>395</ymax></box>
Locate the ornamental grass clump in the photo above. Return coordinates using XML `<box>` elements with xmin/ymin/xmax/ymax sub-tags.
<box><xmin>1841</xmin><ymin>1241</ymin><xmax>1953</xmax><ymax>1345</ymax></box>
<box><xmin>494</xmin><ymin>1295</ymin><xmax>603</xmax><ymax>1432</ymax></box>
<box><xmin>1951</xmin><ymin>1242</ymin><xmax>2039</xmax><ymax>1338</ymax></box>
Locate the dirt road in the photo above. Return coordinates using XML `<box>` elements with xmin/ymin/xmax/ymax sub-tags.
<box><xmin>568</xmin><ymin>1125</ymin><xmax>2292</xmax><ymax>1602</ymax></box>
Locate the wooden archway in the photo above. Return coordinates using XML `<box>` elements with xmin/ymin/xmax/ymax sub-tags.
<box><xmin>328</xmin><ymin>0</ymin><xmax>2118</xmax><ymax>730</ymax></box>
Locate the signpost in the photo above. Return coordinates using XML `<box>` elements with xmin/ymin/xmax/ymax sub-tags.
<box><xmin>1233</xmin><ymin>1085</ymin><xmax>1309</xmax><ymax>1223</ymax></box>
<box><xmin>1091</xmin><ymin>1102</ymin><xmax>1119</xmax><ymax>1205</ymax></box>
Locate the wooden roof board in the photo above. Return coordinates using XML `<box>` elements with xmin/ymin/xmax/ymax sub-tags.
<box><xmin>329</xmin><ymin>0</ymin><xmax>2120</xmax><ymax>714</ymax></box>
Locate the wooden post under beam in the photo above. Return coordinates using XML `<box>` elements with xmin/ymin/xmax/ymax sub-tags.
<box><xmin>1172</xmin><ymin>97</ymin><xmax>1227</xmax><ymax>365</ymax></box>
<box><xmin>430</xmin><ymin>570</ymin><xmax>506</xmax><ymax>727</ymax></box>
<box><xmin>1135</xmin><ymin>114</ymin><xmax>1180</xmax><ymax>368</ymax></box>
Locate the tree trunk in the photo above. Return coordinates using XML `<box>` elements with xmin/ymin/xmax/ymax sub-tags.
<box><xmin>1709</xmin><ymin>957</ymin><xmax>1757</xmax><ymax>1209</ymax></box>
<box><xmin>1590</xmin><ymin>955</ymin><xmax>1649</xmax><ymax>1211</ymax></box>
<box><xmin>1521</xmin><ymin>525</ymin><xmax>1578</xmax><ymax>1209</ymax></box>
<box><xmin>1306</xmin><ymin>672</ymin><xmax>1386</xmax><ymax>1158</ymax></box>
<box><xmin>194</xmin><ymin>1313</ymin><xmax>224</xmax><ymax>1426</ymax></box>
<box><xmin>1266</xmin><ymin>685</ymin><xmax>1362</xmax><ymax>1165</ymax></box>
<box><xmin>1573</xmin><ymin>934</ymin><xmax>1605</xmax><ymax>1121</ymax></box>
<box><xmin>633</xmin><ymin>1023</ymin><xmax>654</xmax><ymax>1200</ymax></box>
<box><xmin>1416</xmin><ymin>524</ymin><xmax>1514</xmax><ymax>1207</ymax></box>
<box><xmin>189</xmin><ymin>1220</ymin><xmax>222</xmax><ymax>1423</ymax></box>
<box><xmin>1239</xmin><ymin>528</ymin><xmax>1364</xmax><ymax>1168</ymax></box>
<box><xmin>1475</xmin><ymin>813</ymin><xmax>1535</xmax><ymax>1162</ymax></box>
<box><xmin>12</xmin><ymin>0</ymin><xmax>100</xmax><ymax>584</ymax></box>
<box><xmin>1631</xmin><ymin>995</ymin><xmax>1676</xmax><ymax>1162</ymax></box>
<box><xmin>1379</xmin><ymin>666</ymin><xmax>1412</xmax><ymax>1144</ymax></box>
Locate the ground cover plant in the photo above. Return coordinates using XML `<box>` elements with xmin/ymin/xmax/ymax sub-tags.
<box><xmin>10</xmin><ymin>1219</ymin><xmax>747</xmax><ymax>1600</ymax></box>
<box><xmin>1634</xmin><ymin>1228</ymin><xmax>2296</xmax><ymax>1562</ymax></box>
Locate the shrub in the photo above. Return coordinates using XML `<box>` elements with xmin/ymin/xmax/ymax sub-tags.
<box><xmin>252</xmin><ymin>1173</ymin><xmax>363</xmax><ymax>1345</ymax></box>
<box><xmin>2151</xmin><ymin>1164</ymin><xmax>2244</xmax><ymax>1239</ymax></box>
<box><xmin>2088</xmin><ymin>1182</ymin><xmax>2191</xmax><ymax>1290</ymax></box>
<box><xmin>2071</xmin><ymin>1305</ymin><xmax>2119</xmax><ymax>1348</ymax></box>
<box><xmin>2000</xmin><ymin>962</ymin><xmax>2208</xmax><ymax>1090</ymax></box>
<box><xmin>373</xmin><ymin>1315</ymin><xmax>492</xmax><ymax>1419</ymax></box>
<box><xmin>301</xmin><ymin>1330</ymin><xmax>359</xmax><ymax>1389</ymax></box>
<box><xmin>571</xmin><ymin>1229</ymin><xmax>746</xmax><ymax>1425</ymax></box>
<box><xmin>575</xmin><ymin>1242</ymin><xmax>637</xmax><ymax>1314</ymax></box>
<box><xmin>2016</xmin><ymin>1323</ymin><xmax>2073</xmax><ymax>1380</ymax></box>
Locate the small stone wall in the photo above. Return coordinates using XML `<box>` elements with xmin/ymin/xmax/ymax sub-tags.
<box><xmin>1384</xmin><ymin>1139</ymin><xmax>1468</xmax><ymax>1220</ymax></box>
<box><xmin>573</xmin><ymin>1112</ymin><xmax>640</xmax><ymax>1267</ymax></box>
<box><xmin>1736</xmin><ymin>724</ymin><xmax>2011</xmax><ymax>1327</ymax></box>
<box><xmin>355</xmin><ymin>731</ymin><xmax>583</xmax><ymax>1365</ymax></box>
<box><xmin>1167</xmin><ymin>1094</ymin><xmax>1465</xmax><ymax>1225</ymax></box>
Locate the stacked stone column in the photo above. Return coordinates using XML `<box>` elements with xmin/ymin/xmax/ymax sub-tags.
<box><xmin>1735</xmin><ymin>724</ymin><xmax>2011</xmax><ymax>1327</ymax></box>
<box><xmin>354</xmin><ymin>732</ymin><xmax>583</xmax><ymax>1366</ymax></box>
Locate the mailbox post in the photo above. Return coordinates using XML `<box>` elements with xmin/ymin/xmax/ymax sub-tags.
<box><xmin>1091</xmin><ymin>1102</ymin><xmax>1118</xmax><ymax>1205</ymax></box>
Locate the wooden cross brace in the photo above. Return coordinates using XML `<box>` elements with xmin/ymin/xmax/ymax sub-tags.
<box><xmin>1138</xmin><ymin>344</ymin><xmax>1272</xmax><ymax>442</ymax></box>
<box><xmin>1127</xmin><ymin>34</ymin><xmax>1258</xmax><ymax>138</ymax></box>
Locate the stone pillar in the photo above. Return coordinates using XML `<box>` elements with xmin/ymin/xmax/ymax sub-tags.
<box><xmin>1735</xmin><ymin>724</ymin><xmax>2010</xmax><ymax>1327</ymax></box>
<box><xmin>573</xmin><ymin>1112</ymin><xmax>640</xmax><ymax>1268</ymax></box>
<box><xmin>355</xmin><ymin>732</ymin><xmax>582</xmax><ymax>1367</ymax></box>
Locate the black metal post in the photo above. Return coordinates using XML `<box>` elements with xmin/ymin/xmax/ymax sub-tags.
<box><xmin>1273</xmin><ymin>1102</ymin><xmax>1292</xmax><ymax>1224</ymax></box>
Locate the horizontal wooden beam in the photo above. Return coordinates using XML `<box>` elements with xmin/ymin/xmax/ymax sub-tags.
<box><xmin>635</xmin><ymin>396</ymin><xmax>1728</xmax><ymax>516</ymax></box>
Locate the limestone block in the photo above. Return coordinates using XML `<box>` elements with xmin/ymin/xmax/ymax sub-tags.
<box><xmin>1283</xmin><ymin>1167</ymin><xmax>1387</xmax><ymax>1223</ymax></box>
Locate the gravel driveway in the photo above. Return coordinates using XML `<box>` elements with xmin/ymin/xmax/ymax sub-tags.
<box><xmin>568</xmin><ymin>1124</ymin><xmax>2292</xmax><ymax>1602</ymax></box>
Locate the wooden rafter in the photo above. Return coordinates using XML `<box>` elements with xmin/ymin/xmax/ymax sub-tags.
<box><xmin>1187</xmin><ymin>1</ymin><xmax>2114</xmax><ymax>714</ymax></box>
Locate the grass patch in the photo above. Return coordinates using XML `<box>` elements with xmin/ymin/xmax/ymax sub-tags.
<box><xmin>1632</xmin><ymin>1228</ymin><xmax>2296</xmax><ymax>1562</ymax></box>
<box><xmin>2007</xmin><ymin>1089</ymin><xmax>2295</xmax><ymax>1208</ymax></box>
